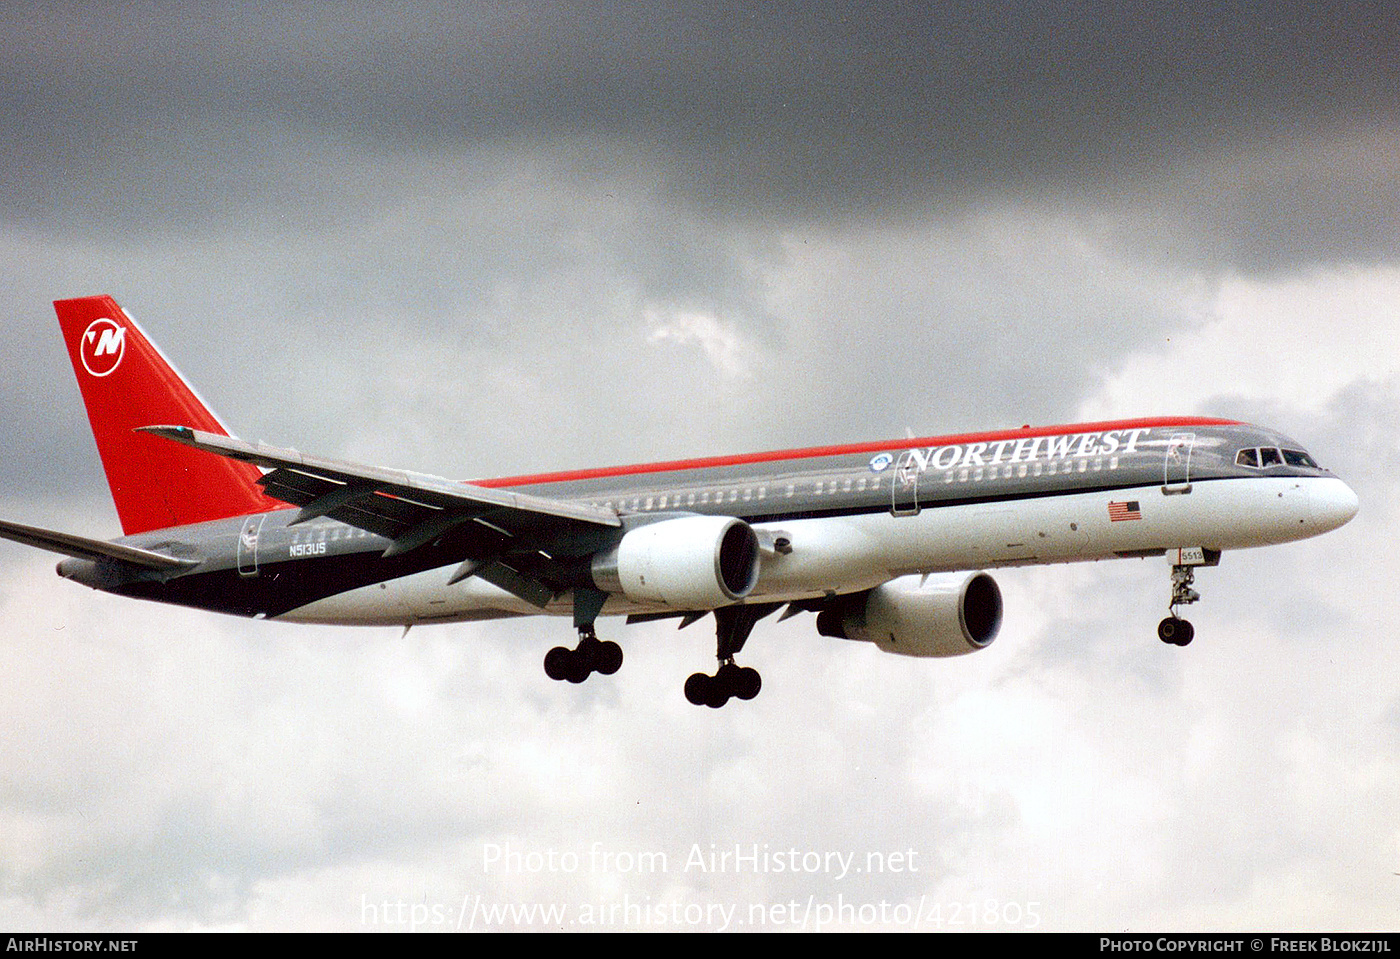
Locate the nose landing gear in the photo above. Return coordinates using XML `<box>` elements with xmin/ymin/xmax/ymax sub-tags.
<box><xmin>1158</xmin><ymin>549</ymin><xmax>1217</xmax><ymax>647</ymax></box>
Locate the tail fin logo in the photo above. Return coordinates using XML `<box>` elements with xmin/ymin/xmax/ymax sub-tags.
<box><xmin>80</xmin><ymin>318</ymin><xmax>126</xmax><ymax>377</ymax></box>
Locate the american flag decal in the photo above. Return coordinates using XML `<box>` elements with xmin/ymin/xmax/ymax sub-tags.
<box><xmin>1108</xmin><ymin>500</ymin><xmax>1142</xmax><ymax>522</ymax></box>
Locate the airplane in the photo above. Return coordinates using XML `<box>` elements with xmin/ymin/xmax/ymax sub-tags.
<box><xmin>0</xmin><ymin>296</ymin><xmax>1359</xmax><ymax>707</ymax></box>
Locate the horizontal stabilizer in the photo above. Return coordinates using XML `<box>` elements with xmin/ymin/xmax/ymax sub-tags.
<box><xmin>0</xmin><ymin>518</ymin><xmax>195</xmax><ymax>570</ymax></box>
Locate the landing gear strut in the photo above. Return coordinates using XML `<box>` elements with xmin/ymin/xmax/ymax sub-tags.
<box><xmin>544</xmin><ymin>588</ymin><xmax>622</xmax><ymax>684</ymax></box>
<box><xmin>1158</xmin><ymin>560</ymin><xmax>1202</xmax><ymax>647</ymax></box>
<box><xmin>685</xmin><ymin>604</ymin><xmax>779</xmax><ymax>708</ymax></box>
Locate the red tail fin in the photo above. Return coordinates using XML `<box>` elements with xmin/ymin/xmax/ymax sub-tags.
<box><xmin>54</xmin><ymin>296</ymin><xmax>282</xmax><ymax>535</ymax></box>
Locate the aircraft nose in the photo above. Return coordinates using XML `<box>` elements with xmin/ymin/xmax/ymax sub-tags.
<box><xmin>1309</xmin><ymin>477</ymin><xmax>1359</xmax><ymax>532</ymax></box>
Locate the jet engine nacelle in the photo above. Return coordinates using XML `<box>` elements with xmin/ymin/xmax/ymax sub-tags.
<box><xmin>592</xmin><ymin>515</ymin><xmax>760</xmax><ymax>609</ymax></box>
<box><xmin>815</xmin><ymin>571</ymin><xmax>1002</xmax><ymax>657</ymax></box>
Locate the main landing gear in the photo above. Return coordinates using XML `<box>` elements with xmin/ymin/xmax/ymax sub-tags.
<box><xmin>685</xmin><ymin>660</ymin><xmax>761</xmax><ymax>708</ymax></box>
<box><xmin>1158</xmin><ymin>557</ymin><xmax>1205</xmax><ymax>647</ymax></box>
<box><xmin>544</xmin><ymin>626</ymin><xmax>623</xmax><ymax>683</ymax></box>
<box><xmin>684</xmin><ymin>603</ymin><xmax>780</xmax><ymax>708</ymax></box>
<box><xmin>540</xmin><ymin>590</ymin><xmax>780</xmax><ymax>706</ymax></box>
<box><xmin>543</xmin><ymin>587</ymin><xmax>622</xmax><ymax>684</ymax></box>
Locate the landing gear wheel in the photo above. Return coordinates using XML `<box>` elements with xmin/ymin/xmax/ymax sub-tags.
<box><xmin>544</xmin><ymin>632</ymin><xmax>624</xmax><ymax>684</ymax></box>
<box><xmin>684</xmin><ymin>670</ymin><xmax>735</xmax><ymax>708</ymax></box>
<box><xmin>594</xmin><ymin>640</ymin><xmax>623</xmax><ymax>676</ymax></box>
<box><xmin>704</xmin><ymin>683</ymin><xmax>729</xmax><ymax>708</ymax></box>
<box><xmin>1158</xmin><ymin>616</ymin><xmax>1194</xmax><ymax>646</ymax></box>
<box><xmin>685</xmin><ymin>672</ymin><xmax>712</xmax><ymax>706</ymax></box>
<box><xmin>696</xmin><ymin>667</ymin><xmax>727</xmax><ymax>708</ymax></box>
<box><xmin>710</xmin><ymin>663</ymin><xmax>742</xmax><ymax>708</ymax></box>
<box><xmin>685</xmin><ymin>660</ymin><xmax>762</xmax><ymax>708</ymax></box>
<box><xmin>717</xmin><ymin>662</ymin><xmax>761</xmax><ymax>701</ymax></box>
<box><xmin>544</xmin><ymin>646</ymin><xmax>573</xmax><ymax>681</ymax></box>
<box><xmin>576</xmin><ymin>635</ymin><xmax>601</xmax><ymax>670</ymax></box>
<box><xmin>734</xmin><ymin>666</ymin><xmax>762</xmax><ymax>701</ymax></box>
<box><xmin>1176</xmin><ymin>619</ymin><xmax>1194</xmax><ymax>646</ymax></box>
<box><xmin>565</xmin><ymin>654</ymin><xmax>591</xmax><ymax>683</ymax></box>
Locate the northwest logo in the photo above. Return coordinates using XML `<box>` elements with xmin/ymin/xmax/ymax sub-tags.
<box><xmin>80</xmin><ymin>318</ymin><xmax>126</xmax><ymax>377</ymax></box>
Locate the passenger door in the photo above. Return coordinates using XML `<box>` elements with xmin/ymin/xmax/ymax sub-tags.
<box><xmin>1163</xmin><ymin>432</ymin><xmax>1196</xmax><ymax>494</ymax></box>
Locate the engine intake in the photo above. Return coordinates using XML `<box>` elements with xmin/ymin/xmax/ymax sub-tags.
<box><xmin>592</xmin><ymin>515</ymin><xmax>760</xmax><ymax>609</ymax></box>
<box><xmin>816</xmin><ymin>571</ymin><xmax>1002</xmax><ymax>657</ymax></box>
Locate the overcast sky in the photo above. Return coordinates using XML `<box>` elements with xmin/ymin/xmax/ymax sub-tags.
<box><xmin>1</xmin><ymin>1</ymin><xmax>1397</xmax><ymax>931</ymax></box>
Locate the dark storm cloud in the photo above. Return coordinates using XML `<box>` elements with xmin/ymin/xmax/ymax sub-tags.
<box><xmin>3</xmin><ymin>1</ymin><xmax>1396</xmax><ymax>229</ymax></box>
<box><xmin>1</xmin><ymin>1</ymin><xmax>1392</xmax><ymax>500</ymax></box>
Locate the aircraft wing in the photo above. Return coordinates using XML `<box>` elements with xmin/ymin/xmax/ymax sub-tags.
<box><xmin>0</xmin><ymin>517</ymin><xmax>195</xmax><ymax>570</ymax></box>
<box><xmin>139</xmin><ymin>426</ymin><xmax>622</xmax><ymax>554</ymax></box>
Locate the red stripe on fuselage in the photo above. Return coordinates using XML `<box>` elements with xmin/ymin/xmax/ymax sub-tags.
<box><xmin>472</xmin><ymin>417</ymin><xmax>1240</xmax><ymax>489</ymax></box>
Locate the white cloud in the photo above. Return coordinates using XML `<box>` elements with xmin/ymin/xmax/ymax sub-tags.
<box><xmin>1081</xmin><ymin>266</ymin><xmax>1400</xmax><ymax>420</ymax></box>
<box><xmin>645</xmin><ymin>305</ymin><xmax>754</xmax><ymax>380</ymax></box>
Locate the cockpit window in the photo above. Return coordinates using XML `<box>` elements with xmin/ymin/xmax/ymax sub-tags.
<box><xmin>1237</xmin><ymin>446</ymin><xmax>1321</xmax><ymax>469</ymax></box>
